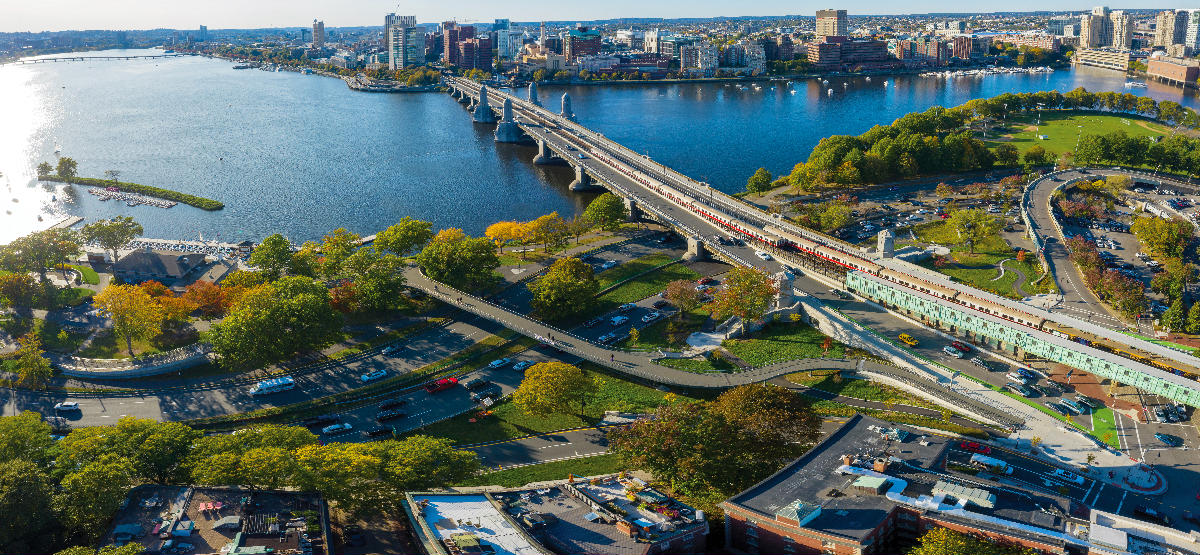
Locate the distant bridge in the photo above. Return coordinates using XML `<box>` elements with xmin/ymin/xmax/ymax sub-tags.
<box><xmin>4</xmin><ymin>53</ymin><xmax>186</xmax><ymax>65</ymax></box>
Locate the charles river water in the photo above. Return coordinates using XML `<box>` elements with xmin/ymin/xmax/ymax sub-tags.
<box><xmin>3</xmin><ymin>48</ymin><xmax>1200</xmax><ymax>244</ymax></box>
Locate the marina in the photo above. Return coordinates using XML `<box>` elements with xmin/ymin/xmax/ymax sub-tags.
<box><xmin>88</xmin><ymin>187</ymin><xmax>177</xmax><ymax>208</ymax></box>
<box><xmin>919</xmin><ymin>66</ymin><xmax>1056</xmax><ymax>78</ymax></box>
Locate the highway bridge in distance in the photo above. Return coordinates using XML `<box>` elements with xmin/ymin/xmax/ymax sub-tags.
<box><xmin>443</xmin><ymin>75</ymin><xmax>1200</xmax><ymax>408</ymax></box>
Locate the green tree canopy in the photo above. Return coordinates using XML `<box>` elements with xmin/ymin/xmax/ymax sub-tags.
<box><xmin>80</xmin><ymin>216</ymin><xmax>143</xmax><ymax>264</ymax></box>
<box><xmin>582</xmin><ymin>193</ymin><xmax>628</xmax><ymax>231</ymax></box>
<box><xmin>56</xmin><ymin>157</ymin><xmax>77</xmax><ymax>179</ymax></box>
<box><xmin>707</xmin><ymin>266</ymin><xmax>778</xmax><ymax>323</ymax></box>
<box><xmin>93</xmin><ymin>284</ymin><xmax>164</xmax><ymax>356</ymax></box>
<box><xmin>527</xmin><ymin>257</ymin><xmax>599</xmax><ymax>320</ymax></box>
<box><xmin>13</xmin><ymin>332</ymin><xmax>53</xmax><ymax>389</ymax></box>
<box><xmin>2</xmin><ymin>228</ymin><xmax>80</xmax><ymax>280</ymax></box>
<box><xmin>55</xmin><ymin>455</ymin><xmax>134</xmax><ymax>543</ymax></box>
<box><xmin>0</xmin><ymin>411</ymin><xmax>54</xmax><ymax>468</ymax></box>
<box><xmin>947</xmin><ymin>208</ymin><xmax>1002</xmax><ymax>254</ymax></box>
<box><xmin>209</xmin><ymin>276</ymin><xmax>343</xmax><ymax>368</ymax></box>
<box><xmin>0</xmin><ymin>459</ymin><xmax>57</xmax><ymax>555</ymax></box>
<box><xmin>340</xmin><ymin>248</ymin><xmax>407</xmax><ymax>313</ymax></box>
<box><xmin>415</xmin><ymin>229</ymin><xmax>501</xmax><ymax>291</ymax></box>
<box><xmin>374</xmin><ymin>216</ymin><xmax>435</xmax><ymax>256</ymax></box>
<box><xmin>910</xmin><ymin>527</ymin><xmax>1037</xmax><ymax>555</ymax></box>
<box><xmin>746</xmin><ymin>167</ymin><xmax>773</xmax><ymax>194</ymax></box>
<box><xmin>513</xmin><ymin>362</ymin><xmax>600</xmax><ymax>419</ymax></box>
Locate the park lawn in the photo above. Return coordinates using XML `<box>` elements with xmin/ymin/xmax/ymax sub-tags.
<box><xmin>595</xmin><ymin>263</ymin><xmax>699</xmax><ymax>311</ymax></box>
<box><xmin>657</xmin><ymin>356</ymin><xmax>736</xmax><ymax>372</ymax></box>
<box><xmin>985</xmin><ymin>111</ymin><xmax>1169</xmax><ymax>155</ymax></box>
<box><xmin>414</xmin><ymin>365</ymin><xmax>695</xmax><ymax>446</ymax></box>
<box><xmin>622</xmin><ymin>308</ymin><xmax>710</xmax><ymax>351</ymax></box>
<box><xmin>596</xmin><ymin>253</ymin><xmax>678</xmax><ymax>289</ymax></box>
<box><xmin>913</xmin><ymin>219</ymin><xmax>1052</xmax><ymax>299</ymax></box>
<box><xmin>458</xmin><ymin>453</ymin><xmax>626</xmax><ymax>487</ymax></box>
<box><xmin>67</xmin><ymin>264</ymin><xmax>100</xmax><ymax>285</ymax></box>
<box><xmin>724</xmin><ymin>321</ymin><xmax>847</xmax><ymax>366</ymax></box>
<box><xmin>76</xmin><ymin>329</ymin><xmax>195</xmax><ymax>359</ymax></box>
<box><xmin>1091</xmin><ymin>407</ymin><xmax>1121</xmax><ymax>449</ymax></box>
<box><xmin>785</xmin><ymin>369</ymin><xmax>939</xmax><ymax>409</ymax></box>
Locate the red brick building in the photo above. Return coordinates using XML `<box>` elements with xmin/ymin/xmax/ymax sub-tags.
<box><xmin>1147</xmin><ymin>56</ymin><xmax>1200</xmax><ymax>88</ymax></box>
<box><xmin>441</xmin><ymin>22</ymin><xmax>475</xmax><ymax>66</ymax></box>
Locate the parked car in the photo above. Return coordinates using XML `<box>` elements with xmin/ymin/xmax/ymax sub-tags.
<box><xmin>598</xmin><ymin>332</ymin><xmax>619</xmax><ymax>344</ymax></box>
<box><xmin>754</xmin><ymin>250</ymin><xmax>773</xmax><ymax>261</ymax></box>
<box><xmin>54</xmin><ymin>402</ymin><xmax>80</xmax><ymax>412</ymax></box>
<box><xmin>1074</xmin><ymin>395</ymin><xmax>1102</xmax><ymax>410</ymax></box>
<box><xmin>360</xmin><ymin>369</ymin><xmax>388</xmax><ymax>383</ymax></box>
<box><xmin>898</xmin><ymin>333</ymin><xmax>919</xmax><ymax>347</ymax></box>
<box><xmin>1010</xmin><ymin>384</ymin><xmax>1036</xmax><ymax>398</ymax></box>
<box><xmin>302</xmin><ymin>415</ymin><xmax>340</xmax><ymax>428</ymax></box>
<box><xmin>641</xmin><ymin>311</ymin><xmax>662</xmax><ymax>323</ymax></box>
<box><xmin>363</xmin><ymin>426</ymin><xmax>394</xmax><ymax>439</ymax></box>
<box><xmin>1045</xmin><ymin>402</ymin><xmax>1070</xmax><ymax>415</ymax></box>
<box><xmin>599</xmin><ymin>260</ymin><xmax>618</xmax><ymax>271</ymax></box>
<box><xmin>943</xmin><ymin>345</ymin><xmax>966</xmax><ymax>358</ymax></box>
<box><xmin>697</xmin><ymin>277</ymin><xmax>717</xmax><ymax>285</ymax></box>
<box><xmin>610</xmin><ymin>315</ymin><xmax>629</xmax><ymax>326</ymax></box>
<box><xmin>1155</xmin><ymin>433</ymin><xmax>1184</xmax><ymax>447</ymax></box>
<box><xmin>321</xmin><ymin>423</ymin><xmax>353</xmax><ymax>436</ymax></box>
<box><xmin>470</xmin><ymin>384</ymin><xmax>503</xmax><ymax>403</ymax></box>
<box><xmin>488</xmin><ymin>358</ymin><xmax>512</xmax><ymax>369</ymax></box>
<box><xmin>462</xmin><ymin>378</ymin><xmax>492</xmax><ymax>391</ymax></box>
<box><xmin>1006</xmin><ymin>372</ymin><xmax>1032</xmax><ymax>385</ymax></box>
<box><xmin>1061</xmin><ymin>398</ymin><xmax>1088</xmax><ymax>414</ymax></box>
<box><xmin>949</xmin><ymin>341</ymin><xmax>971</xmax><ymax>354</ymax></box>
<box><xmin>583</xmin><ymin>317</ymin><xmax>602</xmax><ymax>328</ymax></box>
<box><xmin>970</xmin><ymin>357</ymin><xmax>990</xmax><ymax>369</ymax></box>
<box><xmin>424</xmin><ymin>377</ymin><xmax>458</xmax><ymax>394</ymax></box>
<box><xmin>653</xmin><ymin>299</ymin><xmax>670</xmax><ymax>309</ymax></box>
<box><xmin>1174</xmin><ymin>403</ymin><xmax>1189</xmax><ymax>421</ymax></box>
<box><xmin>618</xmin><ymin>303</ymin><xmax>637</xmax><ymax>312</ymax></box>
<box><xmin>960</xmin><ymin>441</ymin><xmax>991</xmax><ymax>455</ymax></box>
<box><xmin>832</xmin><ymin>289</ymin><xmax>853</xmax><ymax>300</ymax></box>
<box><xmin>381</xmin><ymin>345</ymin><xmax>400</xmax><ymax>355</ymax></box>
<box><xmin>378</xmin><ymin>399</ymin><xmax>408</xmax><ymax>411</ymax></box>
<box><xmin>512</xmin><ymin>361</ymin><xmax>535</xmax><ymax>372</ymax></box>
<box><xmin>1154</xmin><ymin>406</ymin><xmax>1171</xmax><ymax>423</ymax></box>
<box><xmin>377</xmin><ymin>409</ymin><xmax>408</xmax><ymax>422</ymax></box>
<box><xmin>1032</xmin><ymin>384</ymin><xmax>1058</xmax><ymax>397</ymax></box>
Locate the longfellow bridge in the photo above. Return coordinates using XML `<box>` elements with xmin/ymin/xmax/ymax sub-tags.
<box><xmin>441</xmin><ymin>74</ymin><xmax>1200</xmax><ymax>408</ymax></box>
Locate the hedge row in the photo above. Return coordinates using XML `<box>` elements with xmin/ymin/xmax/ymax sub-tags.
<box><xmin>44</xmin><ymin>175</ymin><xmax>224</xmax><ymax>210</ymax></box>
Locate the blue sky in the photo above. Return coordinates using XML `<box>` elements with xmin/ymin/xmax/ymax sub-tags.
<box><xmin>4</xmin><ymin>0</ymin><xmax>1096</xmax><ymax>32</ymax></box>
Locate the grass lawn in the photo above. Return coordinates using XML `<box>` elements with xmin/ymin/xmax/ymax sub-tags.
<box><xmin>458</xmin><ymin>453</ymin><xmax>625</xmax><ymax>487</ymax></box>
<box><xmin>596</xmin><ymin>253</ymin><xmax>678</xmax><ymax>289</ymax></box>
<box><xmin>911</xmin><ymin>220</ymin><xmax>1054</xmax><ymax>299</ymax></box>
<box><xmin>657</xmin><ymin>356</ymin><xmax>736</xmax><ymax>372</ymax></box>
<box><xmin>413</xmin><ymin>364</ymin><xmax>696</xmax><ymax>446</ymax></box>
<box><xmin>76</xmin><ymin>329</ymin><xmax>195</xmax><ymax>359</ymax></box>
<box><xmin>984</xmin><ymin>111</ymin><xmax>1169</xmax><ymax>155</ymax></box>
<box><xmin>785</xmin><ymin>369</ymin><xmax>939</xmax><ymax>409</ymax></box>
<box><xmin>594</xmin><ymin>263</ymin><xmax>699</xmax><ymax>312</ymax></box>
<box><xmin>656</xmin><ymin>321</ymin><xmax>844</xmax><ymax>373</ymax></box>
<box><xmin>1091</xmin><ymin>407</ymin><xmax>1121</xmax><ymax>449</ymax></box>
<box><xmin>66</xmin><ymin>264</ymin><xmax>100</xmax><ymax>285</ymax></box>
<box><xmin>622</xmin><ymin>308</ymin><xmax>709</xmax><ymax>352</ymax></box>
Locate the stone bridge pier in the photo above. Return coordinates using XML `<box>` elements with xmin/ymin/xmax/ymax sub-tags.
<box><xmin>685</xmin><ymin>236</ymin><xmax>707</xmax><ymax>262</ymax></box>
<box><xmin>569</xmin><ymin>165</ymin><xmax>602</xmax><ymax>192</ymax></box>
<box><xmin>532</xmin><ymin>139</ymin><xmax>561</xmax><ymax>165</ymax></box>
<box><xmin>494</xmin><ymin>98</ymin><xmax>525</xmax><ymax>143</ymax></box>
<box><xmin>472</xmin><ymin>86</ymin><xmax>497</xmax><ymax>123</ymax></box>
<box><xmin>623</xmin><ymin>197</ymin><xmax>642</xmax><ymax>221</ymax></box>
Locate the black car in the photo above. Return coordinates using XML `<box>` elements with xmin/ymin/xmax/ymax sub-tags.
<box><xmin>583</xmin><ymin>317</ymin><xmax>602</xmax><ymax>328</ymax></box>
<box><xmin>378</xmin><ymin>399</ymin><xmax>408</xmax><ymax>411</ymax></box>
<box><xmin>652</xmin><ymin>299</ymin><xmax>670</xmax><ymax>309</ymax></box>
<box><xmin>377</xmin><ymin>409</ymin><xmax>408</xmax><ymax>422</ymax></box>
<box><xmin>301</xmin><ymin>415</ymin><xmax>340</xmax><ymax>428</ymax></box>
<box><xmin>1134</xmin><ymin>505</ymin><xmax>1173</xmax><ymax>527</ymax></box>
<box><xmin>363</xmin><ymin>426</ymin><xmax>394</xmax><ymax>439</ymax></box>
<box><xmin>470</xmin><ymin>384</ymin><xmax>503</xmax><ymax>403</ymax></box>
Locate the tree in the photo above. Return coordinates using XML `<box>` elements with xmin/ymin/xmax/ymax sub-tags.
<box><xmin>947</xmin><ymin>208</ymin><xmax>1002</xmax><ymax>254</ymax></box>
<box><xmin>210</xmin><ymin>276</ymin><xmax>343</xmax><ymax>368</ymax></box>
<box><xmin>664</xmin><ymin>279</ymin><xmax>702</xmax><ymax>317</ymax></box>
<box><xmin>56</xmin><ymin>545</ymin><xmax>145</xmax><ymax>555</ymax></box>
<box><xmin>935</xmin><ymin>182</ymin><xmax>954</xmax><ymax>197</ymax></box>
<box><xmin>80</xmin><ymin>216</ymin><xmax>143</xmax><ymax>264</ymax></box>
<box><xmin>910</xmin><ymin>527</ymin><xmax>1036</xmax><ymax>555</ymax></box>
<box><xmin>374</xmin><ymin>216</ymin><xmax>434</xmax><ymax>256</ymax></box>
<box><xmin>35</xmin><ymin>161</ymin><xmax>52</xmax><ymax>177</ymax></box>
<box><xmin>0</xmin><ymin>274</ymin><xmax>38</xmax><ymax>308</ymax></box>
<box><xmin>13</xmin><ymin>333</ymin><xmax>53</xmax><ymax>389</ymax></box>
<box><xmin>182</xmin><ymin>280</ymin><xmax>229</xmax><ymax>318</ymax></box>
<box><xmin>317</xmin><ymin>227</ymin><xmax>362</xmax><ymax>279</ymax></box>
<box><xmin>103</xmin><ymin>169</ymin><xmax>121</xmax><ymax>183</ymax></box>
<box><xmin>93</xmin><ymin>284</ymin><xmax>164</xmax><ymax>356</ymax></box>
<box><xmin>485</xmin><ymin>220</ymin><xmax>528</xmax><ymax>251</ymax></box>
<box><xmin>56</xmin><ymin>157</ymin><xmax>77</xmax><ymax>179</ymax></box>
<box><xmin>56</xmin><ymin>456</ymin><xmax>134</xmax><ymax>542</ymax></box>
<box><xmin>746</xmin><ymin>167</ymin><xmax>773</xmax><ymax>194</ymax></box>
<box><xmin>415</xmin><ymin>229</ymin><xmax>501</xmax><ymax>291</ymax></box>
<box><xmin>2</xmin><ymin>228</ymin><xmax>80</xmax><ymax>280</ymax></box>
<box><xmin>524</xmin><ymin>212</ymin><xmax>569</xmax><ymax>253</ymax></box>
<box><xmin>247</xmin><ymin>233</ymin><xmax>297</xmax><ymax>280</ymax></box>
<box><xmin>994</xmin><ymin>143</ymin><xmax>1020</xmax><ymax>166</ymax></box>
<box><xmin>582</xmin><ymin>193</ymin><xmax>628</xmax><ymax>231</ymax></box>
<box><xmin>527</xmin><ymin>258</ymin><xmax>599</xmax><ymax>320</ymax></box>
<box><xmin>1187</xmin><ymin>302</ymin><xmax>1200</xmax><ymax>335</ymax></box>
<box><xmin>0</xmin><ymin>411</ymin><xmax>54</xmax><ymax>467</ymax></box>
<box><xmin>708</xmin><ymin>384</ymin><xmax>822</xmax><ymax>463</ymax></box>
<box><xmin>707</xmin><ymin>266</ymin><xmax>778</xmax><ymax>323</ymax></box>
<box><xmin>0</xmin><ymin>459</ymin><xmax>57</xmax><ymax>555</ymax></box>
<box><xmin>513</xmin><ymin>362</ymin><xmax>599</xmax><ymax>419</ymax></box>
<box><xmin>1163</xmin><ymin>297</ymin><xmax>1187</xmax><ymax>332</ymax></box>
<box><xmin>338</xmin><ymin>249</ymin><xmax>406</xmax><ymax>313</ymax></box>
<box><xmin>56</xmin><ymin>417</ymin><xmax>201</xmax><ymax>485</ymax></box>
<box><xmin>1023</xmin><ymin>145</ymin><xmax>1049</xmax><ymax>166</ymax></box>
<box><xmin>609</xmin><ymin>401</ymin><xmax>750</xmax><ymax>494</ymax></box>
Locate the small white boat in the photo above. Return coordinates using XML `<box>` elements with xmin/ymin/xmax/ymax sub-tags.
<box><xmin>827</xmin><ymin>88</ymin><xmax>834</xmax><ymax>95</ymax></box>
<box><xmin>865</xmin><ymin>76</ymin><xmax>871</xmax><ymax>82</ymax></box>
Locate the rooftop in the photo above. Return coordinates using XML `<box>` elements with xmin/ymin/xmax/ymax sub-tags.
<box><xmin>724</xmin><ymin>415</ymin><xmax>1076</xmax><ymax>545</ymax></box>
<box><xmin>409</xmin><ymin>494</ymin><xmax>549</xmax><ymax>555</ymax></box>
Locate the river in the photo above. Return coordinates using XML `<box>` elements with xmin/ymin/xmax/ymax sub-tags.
<box><xmin>2</xmin><ymin>49</ymin><xmax>1198</xmax><ymax>244</ymax></box>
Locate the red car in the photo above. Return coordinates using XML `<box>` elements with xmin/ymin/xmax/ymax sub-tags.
<box><xmin>950</xmin><ymin>341</ymin><xmax>972</xmax><ymax>354</ymax></box>
<box><xmin>940</xmin><ymin>213</ymin><xmax>949</xmax><ymax>219</ymax></box>
<box><xmin>698</xmin><ymin>277</ymin><xmax>717</xmax><ymax>285</ymax></box>
<box><xmin>424</xmin><ymin>377</ymin><xmax>458</xmax><ymax>394</ymax></box>
<box><xmin>960</xmin><ymin>441</ymin><xmax>991</xmax><ymax>455</ymax></box>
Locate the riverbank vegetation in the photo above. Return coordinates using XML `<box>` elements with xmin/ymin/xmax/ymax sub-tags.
<box><xmin>38</xmin><ymin>157</ymin><xmax>224</xmax><ymax>210</ymax></box>
<box><xmin>770</xmin><ymin>88</ymin><xmax>1198</xmax><ymax>194</ymax></box>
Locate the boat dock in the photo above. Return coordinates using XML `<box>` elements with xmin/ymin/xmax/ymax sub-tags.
<box><xmin>88</xmin><ymin>187</ymin><xmax>177</xmax><ymax>209</ymax></box>
<box><xmin>49</xmin><ymin>216</ymin><xmax>83</xmax><ymax>229</ymax></box>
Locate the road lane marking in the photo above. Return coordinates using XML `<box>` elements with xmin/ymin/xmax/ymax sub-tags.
<box><xmin>1116</xmin><ymin>490</ymin><xmax>1128</xmax><ymax>513</ymax></box>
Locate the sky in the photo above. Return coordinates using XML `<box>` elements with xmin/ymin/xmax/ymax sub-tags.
<box><xmin>4</xmin><ymin>0</ymin><xmax>1095</xmax><ymax>33</ymax></box>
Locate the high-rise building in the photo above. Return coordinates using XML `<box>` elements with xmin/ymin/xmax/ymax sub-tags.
<box><xmin>644</xmin><ymin>29</ymin><xmax>662</xmax><ymax>53</ymax></box>
<box><xmin>493</xmin><ymin>19</ymin><xmax>511</xmax><ymax>31</ymax></box>
<box><xmin>457</xmin><ymin>37</ymin><xmax>492</xmax><ymax>70</ymax></box>
<box><xmin>389</xmin><ymin>24</ymin><xmax>425</xmax><ymax>69</ymax></box>
<box><xmin>1155</xmin><ymin>10</ymin><xmax>1189</xmax><ymax>47</ymax></box>
<box><xmin>1111</xmin><ymin>10</ymin><xmax>1133</xmax><ymax>49</ymax></box>
<box><xmin>1079</xmin><ymin>7</ymin><xmax>1112</xmax><ymax>49</ymax></box>
<box><xmin>312</xmin><ymin>19</ymin><xmax>326</xmax><ymax>49</ymax></box>
<box><xmin>680</xmin><ymin>42</ymin><xmax>720</xmax><ymax>75</ymax></box>
<box><xmin>198</xmin><ymin>25</ymin><xmax>207</xmax><ymax>42</ymax></box>
<box><xmin>815</xmin><ymin>9</ymin><xmax>848</xmax><ymax>39</ymax></box>
<box><xmin>385</xmin><ymin>14</ymin><xmax>416</xmax><ymax>47</ymax></box>
<box><xmin>565</xmin><ymin>25</ymin><xmax>601</xmax><ymax>62</ymax></box>
<box><xmin>1187</xmin><ymin>10</ymin><xmax>1200</xmax><ymax>48</ymax></box>
<box><xmin>442</xmin><ymin>22</ymin><xmax>475</xmax><ymax>65</ymax></box>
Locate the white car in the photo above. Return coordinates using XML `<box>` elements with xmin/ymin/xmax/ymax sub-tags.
<box><xmin>54</xmin><ymin>402</ymin><xmax>80</xmax><ymax>412</ymax></box>
<box><xmin>1050</xmin><ymin>468</ymin><xmax>1085</xmax><ymax>485</ymax></box>
<box><xmin>599</xmin><ymin>260</ymin><xmax>618</xmax><ymax>271</ymax></box>
<box><xmin>641</xmin><ymin>311</ymin><xmax>661</xmax><ymax>323</ymax></box>
<box><xmin>755</xmin><ymin>251</ymin><xmax>772</xmax><ymax>261</ymax></box>
<box><xmin>610</xmin><ymin>315</ymin><xmax>629</xmax><ymax>326</ymax></box>
<box><xmin>360</xmin><ymin>369</ymin><xmax>387</xmax><ymax>383</ymax></box>
<box><xmin>322</xmin><ymin>423</ymin><xmax>353</xmax><ymax>435</ymax></box>
<box><xmin>381</xmin><ymin>345</ymin><xmax>399</xmax><ymax>355</ymax></box>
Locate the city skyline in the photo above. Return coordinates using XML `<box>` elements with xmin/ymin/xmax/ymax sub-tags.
<box><xmin>0</xmin><ymin>0</ymin><xmax>1150</xmax><ymax>33</ymax></box>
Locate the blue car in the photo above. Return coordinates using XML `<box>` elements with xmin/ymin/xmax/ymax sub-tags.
<box><xmin>1155</xmin><ymin>433</ymin><xmax>1183</xmax><ymax>447</ymax></box>
<box><xmin>512</xmin><ymin>361</ymin><xmax>534</xmax><ymax>372</ymax></box>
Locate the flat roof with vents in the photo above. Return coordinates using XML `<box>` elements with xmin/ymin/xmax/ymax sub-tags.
<box><xmin>933</xmin><ymin>480</ymin><xmax>996</xmax><ymax>509</ymax></box>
